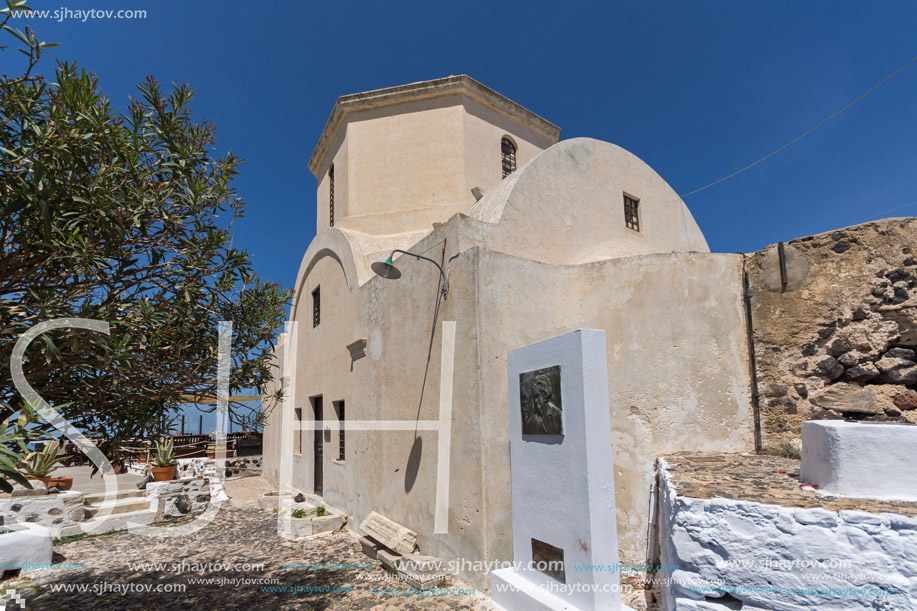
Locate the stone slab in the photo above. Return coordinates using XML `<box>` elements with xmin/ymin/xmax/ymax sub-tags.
<box><xmin>359</xmin><ymin>535</ymin><xmax>383</xmax><ymax>560</ymax></box>
<box><xmin>257</xmin><ymin>491</ymin><xmax>292</xmax><ymax>512</ymax></box>
<box><xmin>281</xmin><ymin>511</ymin><xmax>345</xmax><ymax>537</ymax></box>
<box><xmin>10</xmin><ymin>481</ymin><xmax>48</xmax><ymax>497</ymax></box>
<box><xmin>399</xmin><ymin>553</ymin><xmax>448</xmax><ymax>590</ymax></box>
<box><xmin>801</xmin><ymin>420</ymin><xmax>917</xmax><ymax>501</ymax></box>
<box><xmin>377</xmin><ymin>548</ymin><xmax>401</xmax><ymax>573</ymax></box>
<box><xmin>359</xmin><ymin>511</ymin><xmax>417</xmax><ymax>555</ymax></box>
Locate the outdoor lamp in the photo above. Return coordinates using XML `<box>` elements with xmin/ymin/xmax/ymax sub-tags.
<box><xmin>371</xmin><ymin>249</ymin><xmax>449</xmax><ymax>298</ymax></box>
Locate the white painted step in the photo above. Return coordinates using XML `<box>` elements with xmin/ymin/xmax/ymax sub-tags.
<box><xmin>54</xmin><ymin>507</ymin><xmax>158</xmax><ymax>538</ymax></box>
<box><xmin>84</xmin><ymin>497</ymin><xmax>151</xmax><ymax>518</ymax></box>
<box><xmin>81</xmin><ymin>489</ymin><xmax>145</xmax><ymax>505</ymax></box>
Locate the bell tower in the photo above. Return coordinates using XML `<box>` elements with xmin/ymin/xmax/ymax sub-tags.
<box><xmin>309</xmin><ymin>75</ymin><xmax>560</xmax><ymax>236</ymax></box>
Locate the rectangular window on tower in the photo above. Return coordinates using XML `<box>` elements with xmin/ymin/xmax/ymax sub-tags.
<box><xmin>312</xmin><ymin>287</ymin><xmax>321</xmax><ymax>328</ymax></box>
<box><xmin>329</xmin><ymin>164</ymin><xmax>335</xmax><ymax>227</ymax></box>
<box><xmin>334</xmin><ymin>401</ymin><xmax>345</xmax><ymax>462</ymax></box>
<box><xmin>623</xmin><ymin>194</ymin><xmax>640</xmax><ymax>232</ymax></box>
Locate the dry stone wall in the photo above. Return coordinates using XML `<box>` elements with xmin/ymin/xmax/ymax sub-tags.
<box><xmin>746</xmin><ymin>218</ymin><xmax>917</xmax><ymax>446</ymax></box>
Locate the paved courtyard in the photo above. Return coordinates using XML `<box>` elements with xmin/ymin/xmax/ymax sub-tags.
<box><xmin>9</xmin><ymin>477</ymin><xmax>494</xmax><ymax>610</ymax></box>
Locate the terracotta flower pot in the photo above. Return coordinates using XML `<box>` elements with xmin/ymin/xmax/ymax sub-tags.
<box><xmin>28</xmin><ymin>476</ymin><xmax>73</xmax><ymax>490</ymax></box>
<box><xmin>151</xmin><ymin>465</ymin><xmax>176</xmax><ymax>481</ymax></box>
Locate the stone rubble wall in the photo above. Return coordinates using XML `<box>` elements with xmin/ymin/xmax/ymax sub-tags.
<box><xmin>174</xmin><ymin>455</ymin><xmax>262</xmax><ymax>479</ymax></box>
<box><xmin>656</xmin><ymin>460</ymin><xmax>917</xmax><ymax>611</ymax></box>
<box><xmin>147</xmin><ymin>478</ymin><xmax>210</xmax><ymax>519</ymax></box>
<box><xmin>746</xmin><ymin>218</ymin><xmax>917</xmax><ymax>447</ymax></box>
<box><xmin>0</xmin><ymin>489</ymin><xmax>85</xmax><ymax>529</ymax></box>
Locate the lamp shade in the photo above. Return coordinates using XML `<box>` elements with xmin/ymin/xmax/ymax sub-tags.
<box><xmin>371</xmin><ymin>257</ymin><xmax>402</xmax><ymax>280</ymax></box>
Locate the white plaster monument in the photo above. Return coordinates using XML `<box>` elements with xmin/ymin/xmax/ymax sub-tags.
<box><xmin>800</xmin><ymin>420</ymin><xmax>917</xmax><ymax>502</ymax></box>
<box><xmin>491</xmin><ymin>329</ymin><xmax>632</xmax><ymax>611</ymax></box>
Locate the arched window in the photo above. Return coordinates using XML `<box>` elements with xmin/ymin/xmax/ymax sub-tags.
<box><xmin>501</xmin><ymin>137</ymin><xmax>517</xmax><ymax>178</ymax></box>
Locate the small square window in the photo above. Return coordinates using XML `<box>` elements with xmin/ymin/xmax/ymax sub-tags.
<box><xmin>312</xmin><ymin>287</ymin><xmax>321</xmax><ymax>328</ymax></box>
<box><xmin>624</xmin><ymin>194</ymin><xmax>640</xmax><ymax>232</ymax></box>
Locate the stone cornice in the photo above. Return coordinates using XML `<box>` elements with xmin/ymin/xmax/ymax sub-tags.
<box><xmin>307</xmin><ymin>75</ymin><xmax>561</xmax><ymax>176</ymax></box>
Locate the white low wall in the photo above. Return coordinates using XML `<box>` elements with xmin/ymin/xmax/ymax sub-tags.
<box><xmin>656</xmin><ymin>460</ymin><xmax>917</xmax><ymax>610</ymax></box>
<box><xmin>0</xmin><ymin>491</ymin><xmax>85</xmax><ymax>529</ymax></box>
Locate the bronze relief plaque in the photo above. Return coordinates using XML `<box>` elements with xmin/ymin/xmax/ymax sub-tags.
<box><xmin>519</xmin><ymin>365</ymin><xmax>563</xmax><ymax>436</ymax></box>
<box><xmin>531</xmin><ymin>538</ymin><xmax>566</xmax><ymax>583</ymax></box>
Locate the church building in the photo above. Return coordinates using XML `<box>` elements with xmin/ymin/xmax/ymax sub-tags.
<box><xmin>261</xmin><ymin>75</ymin><xmax>755</xmax><ymax>588</ymax></box>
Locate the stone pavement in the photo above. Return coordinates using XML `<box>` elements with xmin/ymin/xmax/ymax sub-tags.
<box><xmin>8</xmin><ymin>478</ymin><xmax>494</xmax><ymax>611</ymax></box>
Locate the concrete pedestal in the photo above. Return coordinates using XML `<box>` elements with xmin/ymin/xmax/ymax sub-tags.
<box><xmin>801</xmin><ymin>420</ymin><xmax>917</xmax><ymax>501</ymax></box>
<box><xmin>492</xmin><ymin>330</ymin><xmax>626</xmax><ymax>611</ymax></box>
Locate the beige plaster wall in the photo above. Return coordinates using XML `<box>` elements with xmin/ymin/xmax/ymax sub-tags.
<box><xmin>472</xmin><ymin>249</ymin><xmax>755</xmax><ymax>567</ymax></box>
<box><xmin>289</xmin><ymin>251</ymin><xmax>359</xmax><ymax>497</ymax></box>
<box><xmin>315</xmin><ymin>130</ymin><xmax>348</xmax><ymax>234</ymax></box>
<box><xmin>346</xmin><ymin>96</ymin><xmax>466</xmax><ymax>218</ymax></box>
<box><xmin>265</xmin><ymin>235</ymin><xmax>753</xmax><ymax>588</ymax></box>
<box><xmin>461</xmin><ymin>95</ymin><xmax>556</xmax><ymax>197</ymax></box>
<box><xmin>312</xmin><ymin>94</ymin><xmax>557</xmax><ymax>236</ymax></box>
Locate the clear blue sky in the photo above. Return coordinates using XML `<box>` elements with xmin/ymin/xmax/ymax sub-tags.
<box><xmin>9</xmin><ymin>1</ymin><xmax>917</xmax><ymax>295</ymax></box>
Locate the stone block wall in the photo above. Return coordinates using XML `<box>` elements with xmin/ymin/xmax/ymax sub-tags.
<box><xmin>147</xmin><ymin>478</ymin><xmax>210</xmax><ymax>519</ymax></box>
<box><xmin>746</xmin><ymin>218</ymin><xmax>917</xmax><ymax>446</ymax></box>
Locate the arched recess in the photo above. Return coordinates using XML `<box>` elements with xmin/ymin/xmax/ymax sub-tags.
<box><xmin>288</xmin><ymin>228</ymin><xmax>360</xmax><ymax>497</ymax></box>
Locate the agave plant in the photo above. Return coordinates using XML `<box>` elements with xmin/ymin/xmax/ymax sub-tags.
<box><xmin>19</xmin><ymin>440</ymin><xmax>67</xmax><ymax>479</ymax></box>
<box><xmin>0</xmin><ymin>401</ymin><xmax>67</xmax><ymax>489</ymax></box>
<box><xmin>0</xmin><ymin>421</ymin><xmax>33</xmax><ymax>491</ymax></box>
<box><xmin>153</xmin><ymin>437</ymin><xmax>175</xmax><ymax>468</ymax></box>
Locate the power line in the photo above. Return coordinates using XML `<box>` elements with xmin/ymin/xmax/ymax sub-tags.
<box><xmin>681</xmin><ymin>56</ymin><xmax>917</xmax><ymax>198</ymax></box>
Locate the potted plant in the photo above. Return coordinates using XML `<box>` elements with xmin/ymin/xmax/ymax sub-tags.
<box><xmin>19</xmin><ymin>441</ymin><xmax>72</xmax><ymax>490</ymax></box>
<box><xmin>150</xmin><ymin>437</ymin><xmax>176</xmax><ymax>481</ymax></box>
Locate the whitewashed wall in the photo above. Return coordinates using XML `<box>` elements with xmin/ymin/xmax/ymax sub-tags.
<box><xmin>656</xmin><ymin>460</ymin><xmax>917</xmax><ymax>610</ymax></box>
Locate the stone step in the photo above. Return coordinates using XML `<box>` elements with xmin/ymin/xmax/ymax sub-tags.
<box><xmin>53</xmin><ymin>507</ymin><xmax>158</xmax><ymax>538</ymax></box>
<box><xmin>81</xmin><ymin>489</ymin><xmax>146</xmax><ymax>505</ymax></box>
<box><xmin>83</xmin><ymin>497</ymin><xmax>151</xmax><ymax>518</ymax></box>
